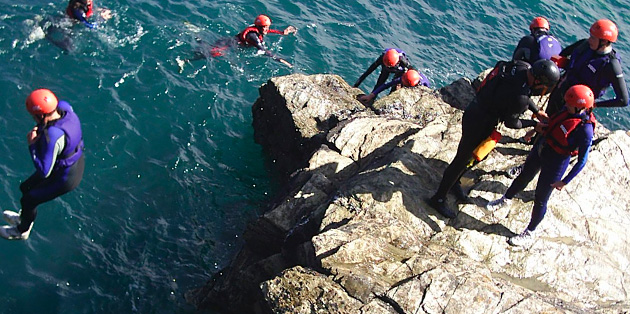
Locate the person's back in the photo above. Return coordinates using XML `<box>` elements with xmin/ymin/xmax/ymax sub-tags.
<box><xmin>476</xmin><ymin>60</ymin><xmax>532</xmax><ymax>122</ymax></box>
<box><xmin>513</xmin><ymin>17</ymin><xmax>561</xmax><ymax>64</ymax></box>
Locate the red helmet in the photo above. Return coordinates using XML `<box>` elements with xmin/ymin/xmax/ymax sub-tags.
<box><xmin>402</xmin><ymin>70</ymin><xmax>421</xmax><ymax>87</ymax></box>
<box><xmin>254</xmin><ymin>15</ymin><xmax>271</xmax><ymax>27</ymax></box>
<box><xmin>382</xmin><ymin>49</ymin><xmax>400</xmax><ymax>67</ymax></box>
<box><xmin>26</xmin><ymin>89</ymin><xmax>58</xmax><ymax>115</ymax></box>
<box><xmin>564</xmin><ymin>85</ymin><xmax>594</xmax><ymax>109</ymax></box>
<box><xmin>590</xmin><ymin>19</ymin><xmax>618</xmax><ymax>42</ymax></box>
<box><xmin>529</xmin><ymin>17</ymin><xmax>550</xmax><ymax>31</ymax></box>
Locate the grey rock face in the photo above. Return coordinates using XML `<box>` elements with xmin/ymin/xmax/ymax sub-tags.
<box><xmin>187</xmin><ymin>74</ymin><xmax>630</xmax><ymax>314</ymax></box>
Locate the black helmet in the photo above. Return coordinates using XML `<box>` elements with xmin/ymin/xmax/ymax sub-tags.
<box><xmin>531</xmin><ymin>59</ymin><xmax>560</xmax><ymax>87</ymax></box>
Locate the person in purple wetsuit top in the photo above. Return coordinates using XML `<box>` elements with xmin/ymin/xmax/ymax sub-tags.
<box><xmin>513</xmin><ymin>17</ymin><xmax>562</xmax><ymax>64</ymax></box>
<box><xmin>546</xmin><ymin>19</ymin><xmax>629</xmax><ymax>115</ymax></box>
<box><xmin>0</xmin><ymin>89</ymin><xmax>85</xmax><ymax>240</ymax></box>
<box><xmin>357</xmin><ymin>69</ymin><xmax>430</xmax><ymax>105</ymax></box>
<box><xmin>354</xmin><ymin>48</ymin><xmax>416</xmax><ymax>94</ymax></box>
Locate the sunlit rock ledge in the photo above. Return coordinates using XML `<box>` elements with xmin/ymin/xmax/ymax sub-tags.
<box><xmin>186</xmin><ymin>73</ymin><xmax>630</xmax><ymax>314</ymax></box>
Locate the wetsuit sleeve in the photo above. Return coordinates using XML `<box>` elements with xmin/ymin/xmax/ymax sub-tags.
<box><xmin>30</xmin><ymin>126</ymin><xmax>66</xmax><ymax>178</ymax></box>
<box><xmin>372</xmin><ymin>77</ymin><xmax>400</xmax><ymax>96</ymax></box>
<box><xmin>420</xmin><ymin>72</ymin><xmax>430</xmax><ymax>88</ymax></box>
<box><xmin>71</xmin><ymin>8</ymin><xmax>96</xmax><ymax>28</ymax></box>
<box><xmin>595</xmin><ymin>58</ymin><xmax>629</xmax><ymax>108</ymax></box>
<box><xmin>561</xmin><ymin>124</ymin><xmax>594</xmax><ymax>184</ymax></box>
<box><xmin>245</xmin><ymin>32</ymin><xmax>266</xmax><ymax>51</ymax></box>
<box><xmin>503</xmin><ymin>96</ymin><xmax>538</xmax><ymax>129</ymax></box>
<box><xmin>267</xmin><ymin>29</ymin><xmax>284</xmax><ymax>35</ymax></box>
<box><xmin>354</xmin><ymin>57</ymin><xmax>382</xmax><ymax>88</ymax></box>
<box><xmin>512</xmin><ymin>36</ymin><xmax>535</xmax><ymax>61</ymax></box>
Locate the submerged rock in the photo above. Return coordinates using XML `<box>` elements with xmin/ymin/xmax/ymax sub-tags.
<box><xmin>186</xmin><ymin>73</ymin><xmax>630</xmax><ymax>313</ymax></box>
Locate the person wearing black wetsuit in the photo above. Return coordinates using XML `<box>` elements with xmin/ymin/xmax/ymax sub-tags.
<box><xmin>513</xmin><ymin>17</ymin><xmax>562</xmax><ymax>64</ymax></box>
<box><xmin>546</xmin><ymin>19</ymin><xmax>629</xmax><ymax>115</ymax></box>
<box><xmin>354</xmin><ymin>48</ymin><xmax>415</xmax><ymax>94</ymax></box>
<box><xmin>357</xmin><ymin>69</ymin><xmax>430</xmax><ymax>105</ymax></box>
<box><xmin>427</xmin><ymin>59</ymin><xmax>560</xmax><ymax>219</ymax></box>
<box><xmin>235</xmin><ymin>14</ymin><xmax>297</xmax><ymax>67</ymax></box>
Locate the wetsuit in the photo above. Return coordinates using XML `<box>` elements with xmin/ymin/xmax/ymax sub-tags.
<box><xmin>513</xmin><ymin>30</ymin><xmax>562</xmax><ymax>63</ymax></box>
<box><xmin>235</xmin><ymin>26</ymin><xmax>287</xmax><ymax>61</ymax></box>
<box><xmin>432</xmin><ymin>60</ymin><xmax>540</xmax><ymax>202</ymax></box>
<box><xmin>236</xmin><ymin>26</ymin><xmax>284</xmax><ymax>51</ymax></box>
<box><xmin>354</xmin><ymin>48</ymin><xmax>415</xmax><ymax>94</ymax></box>
<box><xmin>371</xmin><ymin>72</ymin><xmax>430</xmax><ymax>96</ymax></box>
<box><xmin>66</xmin><ymin>0</ymin><xmax>96</xmax><ymax>29</ymax></box>
<box><xmin>18</xmin><ymin>101</ymin><xmax>85</xmax><ymax>233</ymax></box>
<box><xmin>547</xmin><ymin>39</ymin><xmax>629</xmax><ymax>115</ymax></box>
<box><xmin>503</xmin><ymin>108</ymin><xmax>594</xmax><ymax>231</ymax></box>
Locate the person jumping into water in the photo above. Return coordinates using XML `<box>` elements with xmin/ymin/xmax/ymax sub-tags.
<box><xmin>0</xmin><ymin>89</ymin><xmax>85</xmax><ymax>240</ymax></box>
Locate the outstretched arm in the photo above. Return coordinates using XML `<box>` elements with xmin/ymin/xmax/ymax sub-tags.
<box><xmin>595</xmin><ymin>58</ymin><xmax>629</xmax><ymax>108</ymax></box>
<box><xmin>354</xmin><ymin>57</ymin><xmax>382</xmax><ymax>88</ymax></box>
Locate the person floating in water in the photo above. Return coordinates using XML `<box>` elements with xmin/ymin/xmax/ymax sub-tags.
<box><xmin>354</xmin><ymin>48</ymin><xmax>416</xmax><ymax>94</ymax></box>
<box><xmin>66</xmin><ymin>0</ymin><xmax>111</xmax><ymax>29</ymax></box>
<box><xmin>233</xmin><ymin>14</ymin><xmax>297</xmax><ymax>67</ymax></box>
<box><xmin>0</xmin><ymin>89</ymin><xmax>85</xmax><ymax>240</ymax></box>
<box><xmin>181</xmin><ymin>14</ymin><xmax>296</xmax><ymax>69</ymax></box>
<box><xmin>357</xmin><ymin>69</ymin><xmax>430</xmax><ymax>105</ymax></box>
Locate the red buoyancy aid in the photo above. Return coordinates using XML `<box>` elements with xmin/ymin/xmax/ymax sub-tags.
<box><xmin>544</xmin><ymin>110</ymin><xmax>596</xmax><ymax>156</ymax></box>
<box><xmin>86</xmin><ymin>3</ymin><xmax>93</xmax><ymax>18</ymax></box>
<box><xmin>237</xmin><ymin>26</ymin><xmax>263</xmax><ymax>46</ymax></box>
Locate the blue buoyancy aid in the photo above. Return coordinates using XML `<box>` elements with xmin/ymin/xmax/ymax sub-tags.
<box><xmin>51</xmin><ymin>101</ymin><xmax>84</xmax><ymax>168</ymax></box>
<box><xmin>564</xmin><ymin>41</ymin><xmax>620</xmax><ymax>98</ymax></box>
<box><xmin>536</xmin><ymin>34</ymin><xmax>562</xmax><ymax>61</ymax></box>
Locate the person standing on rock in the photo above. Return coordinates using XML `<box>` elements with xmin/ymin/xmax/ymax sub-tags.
<box><xmin>0</xmin><ymin>89</ymin><xmax>85</xmax><ymax>240</ymax></box>
<box><xmin>354</xmin><ymin>48</ymin><xmax>416</xmax><ymax>95</ymax></box>
<box><xmin>545</xmin><ymin>19</ymin><xmax>628</xmax><ymax>115</ymax></box>
<box><xmin>487</xmin><ymin>85</ymin><xmax>596</xmax><ymax>246</ymax></box>
<box><xmin>427</xmin><ymin>59</ymin><xmax>560</xmax><ymax>219</ymax></box>
<box><xmin>512</xmin><ymin>17</ymin><xmax>562</xmax><ymax>64</ymax></box>
<box><xmin>357</xmin><ymin>69</ymin><xmax>430</xmax><ymax>105</ymax></box>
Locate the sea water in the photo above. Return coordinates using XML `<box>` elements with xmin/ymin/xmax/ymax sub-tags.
<box><xmin>0</xmin><ymin>0</ymin><xmax>628</xmax><ymax>312</ymax></box>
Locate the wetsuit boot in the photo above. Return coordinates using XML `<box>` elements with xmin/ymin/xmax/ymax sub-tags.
<box><xmin>427</xmin><ymin>195</ymin><xmax>457</xmax><ymax>219</ymax></box>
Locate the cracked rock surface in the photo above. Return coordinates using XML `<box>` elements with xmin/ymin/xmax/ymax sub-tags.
<box><xmin>187</xmin><ymin>74</ymin><xmax>630</xmax><ymax>314</ymax></box>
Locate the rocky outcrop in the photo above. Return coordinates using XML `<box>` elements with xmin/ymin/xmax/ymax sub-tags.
<box><xmin>186</xmin><ymin>74</ymin><xmax>630</xmax><ymax>313</ymax></box>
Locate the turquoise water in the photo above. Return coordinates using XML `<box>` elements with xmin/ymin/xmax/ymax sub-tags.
<box><xmin>0</xmin><ymin>0</ymin><xmax>628</xmax><ymax>312</ymax></box>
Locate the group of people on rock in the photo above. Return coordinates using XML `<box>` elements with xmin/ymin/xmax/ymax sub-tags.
<box><xmin>425</xmin><ymin>17</ymin><xmax>628</xmax><ymax>246</ymax></box>
<box><xmin>4</xmin><ymin>10</ymin><xmax>627</xmax><ymax>247</ymax></box>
